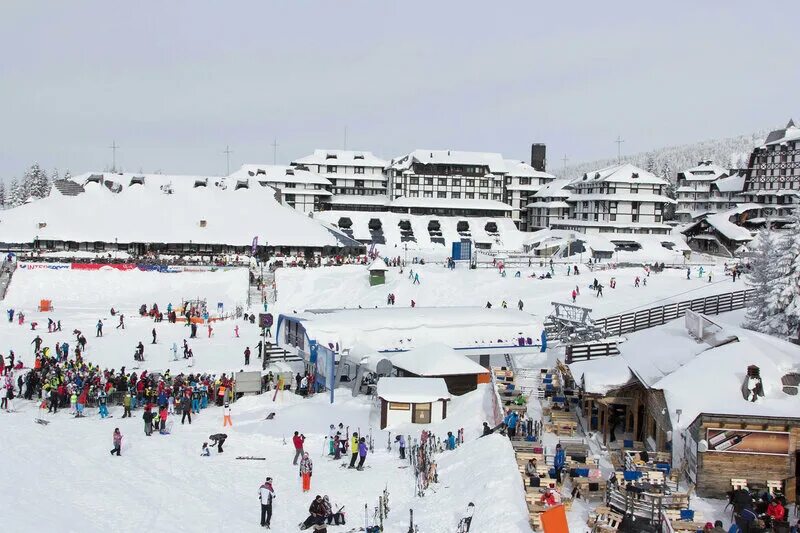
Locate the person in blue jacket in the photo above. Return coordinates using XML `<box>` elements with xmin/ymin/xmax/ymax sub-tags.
<box><xmin>505</xmin><ymin>411</ymin><xmax>519</xmax><ymax>438</ymax></box>
<box><xmin>446</xmin><ymin>431</ymin><xmax>456</xmax><ymax>450</ymax></box>
<box><xmin>553</xmin><ymin>443</ymin><xmax>566</xmax><ymax>482</ymax></box>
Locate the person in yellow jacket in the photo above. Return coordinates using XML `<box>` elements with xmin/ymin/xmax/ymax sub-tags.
<box><xmin>348</xmin><ymin>432</ymin><xmax>359</xmax><ymax>469</ymax></box>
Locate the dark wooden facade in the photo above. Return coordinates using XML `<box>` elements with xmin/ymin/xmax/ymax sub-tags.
<box><xmin>394</xmin><ymin>368</ymin><xmax>479</xmax><ymax>396</ymax></box>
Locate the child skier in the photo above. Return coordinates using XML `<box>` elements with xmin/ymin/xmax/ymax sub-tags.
<box><xmin>110</xmin><ymin>428</ymin><xmax>122</xmax><ymax>456</ymax></box>
<box><xmin>223</xmin><ymin>403</ymin><xmax>232</xmax><ymax>427</ymax></box>
<box><xmin>299</xmin><ymin>452</ymin><xmax>313</xmax><ymax>492</ymax></box>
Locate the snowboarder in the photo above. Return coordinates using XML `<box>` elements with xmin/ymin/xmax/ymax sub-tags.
<box><xmin>259</xmin><ymin>477</ymin><xmax>275</xmax><ymax>528</ymax></box>
<box><xmin>96</xmin><ymin>320</ymin><xmax>103</xmax><ymax>337</ymax></box>
<box><xmin>209</xmin><ymin>433</ymin><xmax>227</xmax><ymax>453</ymax></box>
<box><xmin>117</xmin><ymin>314</ymin><xmax>125</xmax><ymax>329</ymax></box>
<box><xmin>223</xmin><ymin>402</ymin><xmax>232</xmax><ymax>427</ymax></box>
<box><xmin>244</xmin><ymin>347</ymin><xmax>251</xmax><ymax>366</ymax></box>
<box><xmin>299</xmin><ymin>452</ymin><xmax>313</xmax><ymax>492</ymax></box>
<box><xmin>458</xmin><ymin>502</ymin><xmax>475</xmax><ymax>532</ymax></box>
<box><xmin>110</xmin><ymin>428</ymin><xmax>122</xmax><ymax>456</ymax></box>
<box><xmin>293</xmin><ymin>431</ymin><xmax>306</xmax><ymax>465</ymax></box>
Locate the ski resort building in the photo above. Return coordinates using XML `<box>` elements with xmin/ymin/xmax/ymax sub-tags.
<box><xmin>377</xmin><ymin>377</ymin><xmax>450</xmax><ymax>429</ymax></box>
<box><xmin>229</xmin><ymin>164</ymin><xmax>333</xmax><ymax>214</ymax></box>
<box><xmin>566</xmin><ymin>313</ymin><xmax>800</xmax><ymax>498</ymax></box>
<box><xmin>291</xmin><ymin>149</ymin><xmax>388</xmax><ymax>198</ymax></box>
<box><xmin>743</xmin><ymin>119</ymin><xmax>800</xmax><ymax>212</ymax></box>
<box><xmin>674</xmin><ymin>161</ymin><xmax>746</xmax><ymax>223</ymax></box>
<box><xmin>681</xmin><ymin>205</ymin><xmax>755</xmax><ymax>256</ymax></box>
<box><xmin>525</xmin><ymin>179</ymin><xmax>572</xmax><ymax>230</ymax></box>
<box><xmin>389</xmin><ymin>343</ymin><xmax>491</xmax><ymax>395</ymax></box>
<box><xmin>550</xmin><ymin>163</ymin><xmax>675</xmax><ymax>235</ymax></box>
<box><xmin>0</xmin><ymin>172</ymin><xmax>363</xmax><ymax>256</ymax></box>
<box><xmin>502</xmin><ymin>159</ymin><xmax>556</xmax><ymax>231</ymax></box>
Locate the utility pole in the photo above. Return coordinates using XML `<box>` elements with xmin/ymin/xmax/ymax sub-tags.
<box><xmin>223</xmin><ymin>145</ymin><xmax>233</xmax><ymax>175</ymax></box>
<box><xmin>271</xmin><ymin>139</ymin><xmax>279</xmax><ymax>165</ymax></box>
<box><xmin>109</xmin><ymin>140</ymin><xmax>120</xmax><ymax>172</ymax></box>
<box><xmin>343</xmin><ymin>126</ymin><xmax>348</xmax><ymax>151</ymax></box>
<box><xmin>615</xmin><ymin>136</ymin><xmax>625</xmax><ymax>164</ymax></box>
<box><xmin>562</xmin><ymin>154</ymin><xmax>569</xmax><ymax>173</ymax></box>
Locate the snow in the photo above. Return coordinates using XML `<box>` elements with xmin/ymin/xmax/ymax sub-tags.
<box><xmin>503</xmin><ymin>159</ymin><xmax>556</xmax><ymax>180</ymax></box>
<box><xmin>699</xmin><ymin>207</ymin><xmax>756</xmax><ymax>242</ymax></box>
<box><xmin>763</xmin><ymin>124</ymin><xmax>800</xmax><ymax>146</ymax></box>
<box><xmin>326</xmin><ymin>194</ymin><xmax>391</xmax><ymax>206</ymax></box>
<box><xmin>367</xmin><ymin>260</ymin><xmax>388</xmax><ymax>272</ymax></box>
<box><xmin>387</xmin><ymin>343</ymin><xmax>490</xmax><ymax>376</ymax></box>
<box><xmin>292</xmin><ymin>149</ymin><xmax>388</xmax><ymax>168</ymax></box>
<box><xmin>680</xmin><ymin>161</ymin><xmax>729</xmax><ymax>181</ymax></box>
<box><xmin>390</xmin><ymin>150</ymin><xmax>507</xmax><ymax>174</ymax></box>
<box><xmin>230</xmin><ymin>164</ymin><xmax>333</xmax><ymax>186</ymax></box>
<box><xmin>0</xmin><ymin>173</ymin><xmax>344</xmax><ymax>248</ymax></box>
<box><xmin>713</xmin><ymin>174</ymin><xmax>746</xmax><ymax>193</ymax></box>
<box><xmin>376</xmin><ymin>376</ymin><xmax>451</xmax><ymax>403</ymax></box>
<box><xmin>579</xmin><ymin>163</ymin><xmax>669</xmax><ymax>185</ymax></box>
<box><xmin>532</xmin><ymin>179</ymin><xmax>572</xmax><ymax>199</ymax></box>
<box><xmin>279</xmin><ymin>305</ymin><xmax>543</xmax><ymax>353</ymax></box>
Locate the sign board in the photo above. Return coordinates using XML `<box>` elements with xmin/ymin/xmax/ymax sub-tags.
<box><xmin>259</xmin><ymin>313</ymin><xmax>273</xmax><ymax>328</ymax></box>
<box><xmin>706</xmin><ymin>428</ymin><xmax>790</xmax><ymax>456</ymax></box>
<box><xmin>450</xmin><ymin>239</ymin><xmax>472</xmax><ymax>261</ymax></box>
<box><xmin>313</xmin><ymin>342</ymin><xmax>336</xmax><ymax>404</ymax></box>
<box><xmin>234</xmin><ymin>371</ymin><xmax>263</xmax><ymax>395</ymax></box>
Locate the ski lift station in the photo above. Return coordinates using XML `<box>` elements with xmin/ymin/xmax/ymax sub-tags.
<box><xmin>275</xmin><ymin>306</ymin><xmax>543</xmax><ymax>391</ymax></box>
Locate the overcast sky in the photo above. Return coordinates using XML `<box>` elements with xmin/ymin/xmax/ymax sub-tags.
<box><xmin>1</xmin><ymin>1</ymin><xmax>798</xmax><ymax>180</ymax></box>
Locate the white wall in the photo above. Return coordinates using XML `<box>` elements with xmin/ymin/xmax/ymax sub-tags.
<box><xmin>384</xmin><ymin>399</ymin><xmax>447</xmax><ymax>428</ymax></box>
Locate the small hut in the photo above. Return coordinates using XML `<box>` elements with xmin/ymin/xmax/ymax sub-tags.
<box><xmin>368</xmin><ymin>260</ymin><xmax>388</xmax><ymax>286</ymax></box>
<box><xmin>377</xmin><ymin>377</ymin><xmax>450</xmax><ymax>429</ymax></box>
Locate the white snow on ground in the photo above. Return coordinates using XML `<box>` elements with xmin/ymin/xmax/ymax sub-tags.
<box><xmin>274</xmin><ymin>262</ymin><xmax>736</xmax><ymax>318</ymax></box>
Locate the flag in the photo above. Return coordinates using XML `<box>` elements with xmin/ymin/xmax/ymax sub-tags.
<box><xmin>251</xmin><ymin>236</ymin><xmax>258</xmax><ymax>255</ymax></box>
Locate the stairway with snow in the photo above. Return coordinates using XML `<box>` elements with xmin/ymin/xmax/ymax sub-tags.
<box><xmin>53</xmin><ymin>179</ymin><xmax>85</xmax><ymax>196</ymax></box>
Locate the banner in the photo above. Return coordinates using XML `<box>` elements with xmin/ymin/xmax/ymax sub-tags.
<box><xmin>251</xmin><ymin>236</ymin><xmax>258</xmax><ymax>255</ymax></box>
<box><xmin>18</xmin><ymin>261</ymin><xmax>239</xmax><ymax>273</ymax></box>
<box><xmin>706</xmin><ymin>428</ymin><xmax>790</xmax><ymax>456</ymax></box>
<box><xmin>17</xmin><ymin>262</ymin><xmax>71</xmax><ymax>270</ymax></box>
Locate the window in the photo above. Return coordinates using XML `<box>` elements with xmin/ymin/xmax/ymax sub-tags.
<box><xmin>479</xmin><ymin>193</ymin><xmax>488</xmax><ymax>199</ymax></box>
<box><xmin>409</xmin><ymin>191</ymin><xmax>419</xmax><ymax>197</ymax></box>
<box><xmin>437</xmin><ymin>191</ymin><xmax>447</xmax><ymax>198</ymax></box>
<box><xmin>424</xmin><ymin>178</ymin><xmax>433</xmax><ymax>185</ymax></box>
<box><xmin>389</xmin><ymin>402</ymin><xmax>410</xmax><ymax>411</ymax></box>
<box><xmin>354</xmin><ymin>166</ymin><xmax>365</xmax><ymax>174</ymax></box>
<box><xmin>465</xmin><ymin>193</ymin><xmax>475</xmax><ymax>199</ymax></box>
<box><xmin>479</xmin><ymin>180</ymin><xmax>489</xmax><ymax>187</ymax></box>
<box><xmin>438</xmin><ymin>178</ymin><xmax>447</xmax><ymax>186</ymax></box>
<box><xmin>452</xmin><ymin>178</ymin><xmax>461</xmax><ymax>186</ymax></box>
<box><xmin>451</xmin><ymin>192</ymin><xmax>461</xmax><ymax>199</ymax></box>
<box><xmin>327</xmin><ymin>165</ymin><xmax>337</xmax><ymax>173</ymax></box>
<box><xmin>395</xmin><ymin>183</ymin><xmax>402</xmax><ymax>189</ymax></box>
<box><xmin>492</xmin><ymin>194</ymin><xmax>500</xmax><ymax>200</ymax></box>
<box><xmin>355</xmin><ymin>180</ymin><xmax>364</xmax><ymax>188</ymax></box>
<box><xmin>610</xmin><ymin>214</ymin><xmax>616</xmax><ymax>221</ymax></box>
<box><xmin>409</xmin><ymin>178</ymin><xmax>419</xmax><ymax>185</ymax></box>
<box><xmin>466</xmin><ymin>179</ymin><xmax>475</xmax><ymax>187</ymax></box>
<box><xmin>284</xmin><ymin>182</ymin><xmax>296</xmax><ymax>188</ymax></box>
<box><xmin>413</xmin><ymin>402</ymin><xmax>432</xmax><ymax>424</ymax></box>
<box><xmin>423</xmin><ymin>191</ymin><xmax>433</xmax><ymax>198</ymax></box>
<box><xmin>631</xmin><ymin>186</ymin><xmax>638</xmax><ymax>194</ymax></box>
<box><xmin>520</xmin><ymin>177</ymin><xmax>530</xmax><ymax>185</ymax></box>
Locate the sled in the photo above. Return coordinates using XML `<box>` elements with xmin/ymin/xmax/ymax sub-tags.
<box><xmin>235</xmin><ymin>456</ymin><xmax>267</xmax><ymax>460</ymax></box>
<box><xmin>34</xmin><ymin>418</ymin><xmax>50</xmax><ymax>425</ymax></box>
<box><xmin>265</xmin><ymin>412</ymin><xmax>276</xmax><ymax>420</ymax></box>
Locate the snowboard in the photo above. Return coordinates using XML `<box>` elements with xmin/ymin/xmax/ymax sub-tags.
<box><xmin>34</xmin><ymin>418</ymin><xmax>50</xmax><ymax>425</ymax></box>
<box><xmin>265</xmin><ymin>412</ymin><xmax>275</xmax><ymax>420</ymax></box>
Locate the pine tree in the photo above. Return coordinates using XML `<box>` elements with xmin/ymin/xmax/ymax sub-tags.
<box><xmin>645</xmin><ymin>155</ymin><xmax>657</xmax><ymax>174</ymax></box>
<box><xmin>743</xmin><ymin>228</ymin><xmax>782</xmax><ymax>333</ymax></box>
<box><xmin>764</xmin><ymin>212</ymin><xmax>800</xmax><ymax>343</ymax></box>
<box><xmin>9</xmin><ymin>178</ymin><xmax>22</xmax><ymax>207</ymax></box>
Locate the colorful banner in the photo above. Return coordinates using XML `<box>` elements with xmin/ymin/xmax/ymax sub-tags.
<box><xmin>70</xmin><ymin>263</ymin><xmax>137</xmax><ymax>271</ymax></box>
<box><xmin>17</xmin><ymin>262</ymin><xmax>71</xmax><ymax>270</ymax></box>
<box><xmin>706</xmin><ymin>428</ymin><xmax>790</xmax><ymax>456</ymax></box>
<box><xmin>17</xmin><ymin>262</ymin><xmax>238</xmax><ymax>273</ymax></box>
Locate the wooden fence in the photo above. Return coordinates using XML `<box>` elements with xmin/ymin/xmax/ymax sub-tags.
<box><xmin>565</xmin><ymin>341</ymin><xmax>620</xmax><ymax>364</ymax></box>
<box><xmin>595</xmin><ymin>289</ymin><xmax>754</xmax><ymax>337</ymax></box>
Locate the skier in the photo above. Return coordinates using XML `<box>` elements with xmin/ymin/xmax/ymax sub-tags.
<box><xmin>458</xmin><ymin>502</ymin><xmax>475</xmax><ymax>532</ymax></box>
<box><xmin>501</xmin><ymin>300</ymin><xmax>507</xmax><ymax>309</ymax></box>
<box><xmin>244</xmin><ymin>347</ymin><xmax>251</xmax><ymax>366</ymax></box>
<box><xmin>299</xmin><ymin>452</ymin><xmax>313</xmax><ymax>492</ymax></box>
<box><xmin>223</xmin><ymin>402</ymin><xmax>232</xmax><ymax>427</ymax></box>
<box><xmin>518</xmin><ymin>300</ymin><xmax>524</xmax><ymax>311</ymax></box>
<box><xmin>110</xmin><ymin>428</ymin><xmax>123</xmax><ymax>456</ymax></box>
<box><xmin>396</xmin><ymin>434</ymin><xmax>406</xmax><ymax>460</ymax></box>
<box><xmin>117</xmin><ymin>314</ymin><xmax>125</xmax><ymax>329</ymax></box>
<box><xmin>571</xmin><ymin>289</ymin><xmax>577</xmax><ymax>303</ymax></box>
<box><xmin>413</xmin><ymin>272</ymin><xmax>420</xmax><ymax>285</ymax></box>
<box><xmin>151</xmin><ymin>328</ymin><xmax>157</xmax><ymax>344</ymax></box>
<box><xmin>634</xmin><ymin>276</ymin><xmax>640</xmax><ymax>288</ymax></box>
<box><xmin>446</xmin><ymin>431</ymin><xmax>456</xmax><ymax>450</ymax></box>
<box><xmin>256</xmin><ymin>339</ymin><xmax>263</xmax><ymax>359</ymax></box>
<box><xmin>122</xmin><ymin>392</ymin><xmax>132</xmax><ymax>418</ymax></box>
<box><xmin>143</xmin><ymin>406</ymin><xmax>155</xmax><ymax>435</ymax></box>
<box><xmin>348</xmin><ymin>432</ymin><xmax>359</xmax><ymax>468</ymax></box>
<box><xmin>686</xmin><ymin>267</ymin><xmax>691</xmax><ymax>280</ymax></box>
<box><xmin>259</xmin><ymin>477</ymin><xmax>275</xmax><ymax>529</ymax></box>
<box><xmin>207</xmin><ymin>324</ymin><xmax>213</xmax><ymax>338</ymax></box>
<box><xmin>96</xmin><ymin>319</ymin><xmax>103</xmax><ymax>337</ymax></box>
<box><xmin>357</xmin><ymin>437</ymin><xmax>368</xmax><ymax>470</ymax></box>
<box><xmin>292</xmin><ymin>431</ymin><xmax>306</xmax><ymax>465</ymax></box>
<box><xmin>209</xmin><ymin>433</ymin><xmax>227</xmax><ymax>453</ymax></box>
<box><xmin>486</xmin><ymin>301</ymin><xmax>492</xmax><ymax>309</ymax></box>
<box><xmin>97</xmin><ymin>389</ymin><xmax>109</xmax><ymax>419</ymax></box>
<box><xmin>172</xmin><ymin>342</ymin><xmax>178</xmax><ymax>361</ymax></box>
<box><xmin>31</xmin><ymin>335</ymin><xmax>43</xmax><ymax>352</ymax></box>
<box><xmin>181</xmin><ymin>393</ymin><xmax>192</xmax><ymax>424</ymax></box>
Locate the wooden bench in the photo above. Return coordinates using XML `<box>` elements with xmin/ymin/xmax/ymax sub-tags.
<box><xmin>572</xmin><ymin>477</ymin><xmax>607</xmax><ymax>499</ymax></box>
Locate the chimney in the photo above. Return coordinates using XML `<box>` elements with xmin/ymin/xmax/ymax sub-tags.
<box><xmin>531</xmin><ymin>143</ymin><xmax>546</xmax><ymax>172</ymax></box>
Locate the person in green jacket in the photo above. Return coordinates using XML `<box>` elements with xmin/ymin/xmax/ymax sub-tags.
<box><xmin>122</xmin><ymin>393</ymin><xmax>132</xmax><ymax>418</ymax></box>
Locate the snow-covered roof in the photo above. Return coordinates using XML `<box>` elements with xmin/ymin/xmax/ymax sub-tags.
<box><xmin>328</xmin><ymin>195</ymin><xmax>391</xmax><ymax>206</ymax></box>
<box><xmin>525</xmin><ymin>200</ymin><xmax>570</xmax><ymax>209</ymax></box>
<box><xmin>292</xmin><ymin>149</ymin><xmax>387</xmax><ymax>168</ymax></box>
<box><xmin>551</xmin><ymin>218</ymin><xmax>673</xmax><ymax>230</ymax></box>
<box><xmin>367</xmin><ymin>260</ymin><xmax>388</xmax><ymax>272</ymax></box>
<box><xmin>570</xmin><ymin>317</ymin><xmax>800</xmax><ymax>429</ymax></box>
<box><xmin>578</xmin><ymin>163</ymin><xmax>669</xmax><ymax>186</ymax></box>
<box><xmin>762</xmin><ymin>122</ymin><xmax>800</xmax><ymax>147</ymax></box>
<box><xmin>377</xmin><ymin>377</ymin><xmax>451</xmax><ymax>403</ymax></box>
<box><xmin>679</xmin><ymin>161</ymin><xmax>729</xmax><ymax>181</ymax></box>
<box><xmin>503</xmin><ymin>159</ymin><xmax>555</xmax><ymax>180</ymax></box>
<box><xmin>390</xmin><ymin>150</ymin><xmax>507</xmax><ymax>174</ymax></box>
<box><xmin>683</xmin><ymin>205</ymin><xmax>758</xmax><ymax>242</ymax></box>
<box><xmin>280</xmin><ymin>307</ymin><xmax>542</xmax><ymax>353</ymax></box>
<box><xmin>0</xmin><ymin>173</ymin><xmax>346</xmax><ymax>248</ymax></box>
<box><xmin>389</xmin><ymin>196</ymin><xmax>514</xmax><ymax>212</ymax></box>
<box><xmin>230</xmin><ymin>165</ymin><xmax>332</xmax><ymax>186</ymax></box>
<box><xmin>389</xmin><ymin>343</ymin><xmax>490</xmax><ymax>376</ymax></box>
<box><xmin>532</xmin><ymin>179</ymin><xmax>572</xmax><ymax>199</ymax></box>
<box><xmin>713</xmin><ymin>174</ymin><xmax>746</xmax><ymax>193</ymax></box>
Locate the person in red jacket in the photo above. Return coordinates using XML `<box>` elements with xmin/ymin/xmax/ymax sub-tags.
<box><xmin>76</xmin><ymin>388</ymin><xmax>88</xmax><ymax>417</ymax></box>
<box><xmin>767</xmin><ymin>499</ymin><xmax>785</xmax><ymax>522</ymax></box>
<box><xmin>292</xmin><ymin>431</ymin><xmax>305</xmax><ymax>465</ymax></box>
